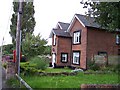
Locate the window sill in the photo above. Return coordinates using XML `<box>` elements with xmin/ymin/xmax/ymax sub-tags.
<box><xmin>72</xmin><ymin>63</ymin><xmax>80</xmax><ymax>65</ymax></box>
<box><xmin>73</xmin><ymin>43</ymin><xmax>81</xmax><ymax>45</ymax></box>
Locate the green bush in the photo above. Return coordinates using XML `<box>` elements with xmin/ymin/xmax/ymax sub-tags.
<box><xmin>20</xmin><ymin>56</ymin><xmax>49</xmax><ymax>75</ymax></box>
<box><xmin>6</xmin><ymin>77</ymin><xmax>19</xmax><ymax>88</ymax></box>
<box><xmin>87</xmin><ymin>60</ymin><xmax>100</xmax><ymax>71</ymax></box>
<box><xmin>29</xmin><ymin>56</ymin><xmax>49</xmax><ymax>70</ymax></box>
<box><xmin>20</xmin><ymin>62</ymin><xmax>37</xmax><ymax>75</ymax></box>
<box><xmin>104</xmin><ymin>64</ymin><xmax>120</xmax><ymax>73</ymax></box>
<box><xmin>2</xmin><ymin>63</ymin><xmax>7</xmax><ymax>69</ymax></box>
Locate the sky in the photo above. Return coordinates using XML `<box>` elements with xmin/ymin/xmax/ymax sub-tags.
<box><xmin>0</xmin><ymin>0</ymin><xmax>87</xmax><ymax>46</ymax></box>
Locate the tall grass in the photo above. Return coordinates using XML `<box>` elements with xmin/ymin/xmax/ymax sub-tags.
<box><xmin>29</xmin><ymin>56</ymin><xmax>49</xmax><ymax>70</ymax></box>
<box><xmin>21</xmin><ymin>72</ymin><xmax>119</xmax><ymax>88</ymax></box>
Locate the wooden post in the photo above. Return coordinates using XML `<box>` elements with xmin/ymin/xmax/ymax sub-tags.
<box><xmin>16</xmin><ymin>0</ymin><xmax>23</xmax><ymax>75</ymax></box>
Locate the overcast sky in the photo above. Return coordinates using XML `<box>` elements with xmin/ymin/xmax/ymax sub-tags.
<box><xmin>0</xmin><ymin>0</ymin><xmax>87</xmax><ymax>45</ymax></box>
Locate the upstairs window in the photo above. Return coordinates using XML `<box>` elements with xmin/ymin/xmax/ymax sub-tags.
<box><xmin>73</xmin><ymin>31</ymin><xmax>81</xmax><ymax>44</ymax></box>
<box><xmin>73</xmin><ymin>51</ymin><xmax>80</xmax><ymax>64</ymax></box>
<box><xmin>53</xmin><ymin>35</ymin><xmax>56</xmax><ymax>45</ymax></box>
<box><xmin>116</xmin><ymin>34</ymin><xmax>120</xmax><ymax>45</ymax></box>
<box><xmin>61</xmin><ymin>53</ymin><xmax>68</xmax><ymax>62</ymax></box>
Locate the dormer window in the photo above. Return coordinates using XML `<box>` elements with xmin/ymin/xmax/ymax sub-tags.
<box><xmin>116</xmin><ymin>34</ymin><xmax>120</xmax><ymax>45</ymax></box>
<box><xmin>73</xmin><ymin>31</ymin><xmax>81</xmax><ymax>44</ymax></box>
<box><xmin>53</xmin><ymin>35</ymin><xmax>56</xmax><ymax>45</ymax></box>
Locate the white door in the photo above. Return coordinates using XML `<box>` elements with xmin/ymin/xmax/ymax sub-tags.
<box><xmin>52</xmin><ymin>53</ymin><xmax>56</xmax><ymax>67</ymax></box>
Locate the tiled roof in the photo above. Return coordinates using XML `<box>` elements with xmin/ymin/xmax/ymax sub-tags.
<box><xmin>53</xmin><ymin>29</ymin><xmax>71</xmax><ymax>37</ymax></box>
<box><xmin>50</xmin><ymin>14</ymin><xmax>102</xmax><ymax>38</ymax></box>
<box><xmin>58</xmin><ymin>22</ymin><xmax>70</xmax><ymax>30</ymax></box>
<box><xmin>75</xmin><ymin>14</ymin><xmax>101</xmax><ymax>28</ymax></box>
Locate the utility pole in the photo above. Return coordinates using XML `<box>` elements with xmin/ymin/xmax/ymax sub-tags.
<box><xmin>16</xmin><ymin>0</ymin><xmax>23</xmax><ymax>75</ymax></box>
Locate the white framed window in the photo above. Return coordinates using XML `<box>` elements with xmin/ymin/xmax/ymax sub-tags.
<box><xmin>73</xmin><ymin>52</ymin><xmax>80</xmax><ymax>64</ymax></box>
<box><xmin>53</xmin><ymin>35</ymin><xmax>56</xmax><ymax>45</ymax></box>
<box><xmin>73</xmin><ymin>31</ymin><xmax>81</xmax><ymax>44</ymax></box>
<box><xmin>61</xmin><ymin>53</ymin><xmax>68</xmax><ymax>62</ymax></box>
<box><xmin>116</xmin><ymin>34</ymin><xmax>120</xmax><ymax>45</ymax></box>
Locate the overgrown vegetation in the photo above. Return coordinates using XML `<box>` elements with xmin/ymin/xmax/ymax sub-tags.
<box><xmin>20</xmin><ymin>56</ymin><xmax>49</xmax><ymax>75</ymax></box>
<box><xmin>2</xmin><ymin>62</ymin><xmax>7</xmax><ymax>69</ymax></box>
<box><xmin>87</xmin><ymin>55</ymin><xmax>120</xmax><ymax>73</ymax></box>
<box><xmin>21</xmin><ymin>72</ymin><xmax>119</xmax><ymax>88</ymax></box>
<box><xmin>29</xmin><ymin>56</ymin><xmax>49</xmax><ymax>70</ymax></box>
<box><xmin>6</xmin><ymin>77</ymin><xmax>19</xmax><ymax>88</ymax></box>
<box><xmin>87</xmin><ymin>60</ymin><xmax>100</xmax><ymax>71</ymax></box>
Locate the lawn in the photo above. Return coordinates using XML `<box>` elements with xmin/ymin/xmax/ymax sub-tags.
<box><xmin>21</xmin><ymin>72</ymin><xmax>119</xmax><ymax>88</ymax></box>
<box><xmin>44</xmin><ymin>68</ymin><xmax>72</xmax><ymax>73</ymax></box>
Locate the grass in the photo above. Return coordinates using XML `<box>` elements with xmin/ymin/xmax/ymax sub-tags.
<box><xmin>44</xmin><ymin>68</ymin><xmax>72</xmax><ymax>73</ymax></box>
<box><xmin>21</xmin><ymin>72</ymin><xmax>119</xmax><ymax>88</ymax></box>
<box><xmin>6</xmin><ymin>77</ymin><xmax>20</xmax><ymax>88</ymax></box>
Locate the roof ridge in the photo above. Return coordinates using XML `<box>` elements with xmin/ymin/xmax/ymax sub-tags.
<box><xmin>75</xmin><ymin>13</ymin><xmax>95</xmax><ymax>19</ymax></box>
<box><xmin>58</xmin><ymin>21</ymin><xmax>70</xmax><ymax>24</ymax></box>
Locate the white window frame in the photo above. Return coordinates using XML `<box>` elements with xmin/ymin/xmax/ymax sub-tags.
<box><xmin>73</xmin><ymin>52</ymin><xmax>80</xmax><ymax>64</ymax></box>
<box><xmin>73</xmin><ymin>31</ymin><xmax>81</xmax><ymax>44</ymax></box>
<box><xmin>61</xmin><ymin>53</ymin><xmax>68</xmax><ymax>62</ymax></box>
<box><xmin>116</xmin><ymin>34</ymin><xmax>120</xmax><ymax>45</ymax></box>
<box><xmin>53</xmin><ymin>35</ymin><xmax>56</xmax><ymax>45</ymax></box>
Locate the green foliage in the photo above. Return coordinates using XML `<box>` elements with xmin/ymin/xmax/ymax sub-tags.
<box><xmin>20</xmin><ymin>56</ymin><xmax>49</xmax><ymax>75</ymax></box>
<box><xmin>9</xmin><ymin>1</ymin><xmax>36</xmax><ymax>46</ymax></box>
<box><xmin>44</xmin><ymin>68</ymin><xmax>71</xmax><ymax>73</ymax></box>
<box><xmin>103</xmin><ymin>64</ymin><xmax>120</xmax><ymax>73</ymax></box>
<box><xmin>22</xmin><ymin>33</ymin><xmax>47</xmax><ymax>58</ymax></box>
<box><xmin>2</xmin><ymin>63</ymin><xmax>7</xmax><ymax>69</ymax></box>
<box><xmin>43</xmin><ymin>45</ymin><xmax>51</xmax><ymax>55</ymax></box>
<box><xmin>2</xmin><ymin>44</ymin><xmax>14</xmax><ymax>55</ymax></box>
<box><xmin>6</xmin><ymin>77</ymin><xmax>19</xmax><ymax>88</ymax></box>
<box><xmin>21</xmin><ymin>72</ymin><xmax>118</xmax><ymax>88</ymax></box>
<box><xmin>80</xmin><ymin>1</ymin><xmax>120</xmax><ymax>31</ymax></box>
<box><xmin>87</xmin><ymin>60</ymin><xmax>100</xmax><ymax>71</ymax></box>
<box><xmin>20</xmin><ymin>62</ymin><xmax>38</xmax><ymax>75</ymax></box>
<box><xmin>29</xmin><ymin>57</ymin><xmax>49</xmax><ymax>70</ymax></box>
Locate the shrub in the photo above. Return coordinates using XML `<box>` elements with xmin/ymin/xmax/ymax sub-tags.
<box><xmin>104</xmin><ymin>64</ymin><xmax>120</xmax><ymax>73</ymax></box>
<box><xmin>20</xmin><ymin>62</ymin><xmax>37</xmax><ymax>75</ymax></box>
<box><xmin>29</xmin><ymin>56</ymin><xmax>49</xmax><ymax>70</ymax></box>
<box><xmin>2</xmin><ymin>63</ymin><xmax>7</xmax><ymax>69</ymax></box>
<box><xmin>6</xmin><ymin>77</ymin><xmax>19</xmax><ymax>88</ymax></box>
<box><xmin>87</xmin><ymin>60</ymin><xmax>100</xmax><ymax>71</ymax></box>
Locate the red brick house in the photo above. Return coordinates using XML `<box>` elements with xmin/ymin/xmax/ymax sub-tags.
<box><xmin>49</xmin><ymin>14</ymin><xmax>120</xmax><ymax>69</ymax></box>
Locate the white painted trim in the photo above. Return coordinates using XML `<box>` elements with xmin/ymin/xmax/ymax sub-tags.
<box><xmin>55</xmin><ymin>22</ymin><xmax>63</xmax><ymax>29</ymax></box>
<box><xmin>58</xmin><ymin>23</ymin><xmax>63</xmax><ymax>29</ymax></box>
<box><xmin>67</xmin><ymin>14</ymin><xmax>85</xmax><ymax>32</ymax></box>
<box><xmin>75</xmin><ymin>15</ymin><xmax>85</xmax><ymax>27</ymax></box>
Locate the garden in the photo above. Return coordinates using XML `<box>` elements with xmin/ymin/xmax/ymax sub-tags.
<box><xmin>6</xmin><ymin>56</ymin><xmax>118</xmax><ymax>89</ymax></box>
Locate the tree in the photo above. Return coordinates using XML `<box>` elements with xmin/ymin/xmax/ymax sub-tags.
<box><xmin>80</xmin><ymin>1</ymin><xmax>120</xmax><ymax>31</ymax></box>
<box><xmin>22</xmin><ymin>33</ymin><xmax>48</xmax><ymax>58</ymax></box>
<box><xmin>44</xmin><ymin>45</ymin><xmax>51</xmax><ymax>55</ymax></box>
<box><xmin>2</xmin><ymin>44</ymin><xmax>14</xmax><ymax>55</ymax></box>
<box><xmin>9</xmin><ymin>1</ymin><xmax>36</xmax><ymax>46</ymax></box>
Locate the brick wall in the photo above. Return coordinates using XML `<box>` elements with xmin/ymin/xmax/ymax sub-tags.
<box><xmin>56</xmin><ymin>36</ymin><xmax>72</xmax><ymax>66</ymax></box>
<box><xmin>69</xmin><ymin>18</ymin><xmax>87</xmax><ymax>69</ymax></box>
<box><xmin>87</xmin><ymin>27</ymin><xmax>120</xmax><ymax>61</ymax></box>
